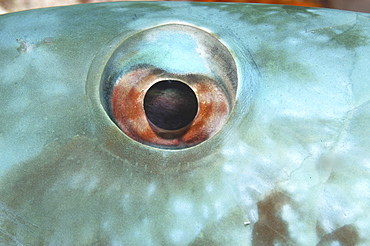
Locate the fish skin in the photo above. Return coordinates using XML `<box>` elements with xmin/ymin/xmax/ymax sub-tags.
<box><xmin>0</xmin><ymin>2</ymin><xmax>370</xmax><ymax>245</ymax></box>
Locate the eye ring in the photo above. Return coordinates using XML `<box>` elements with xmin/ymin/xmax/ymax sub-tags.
<box><xmin>98</xmin><ymin>24</ymin><xmax>238</xmax><ymax>149</ymax></box>
<box><xmin>86</xmin><ymin>22</ymin><xmax>258</xmax><ymax>168</ymax></box>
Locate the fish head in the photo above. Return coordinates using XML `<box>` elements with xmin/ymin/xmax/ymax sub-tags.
<box><xmin>0</xmin><ymin>2</ymin><xmax>369</xmax><ymax>245</ymax></box>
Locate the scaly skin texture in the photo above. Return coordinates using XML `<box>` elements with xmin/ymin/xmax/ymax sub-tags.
<box><xmin>0</xmin><ymin>2</ymin><xmax>369</xmax><ymax>245</ymax></box>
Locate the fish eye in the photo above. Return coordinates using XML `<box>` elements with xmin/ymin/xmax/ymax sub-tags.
<box><xmin>99</xmin><ymin>24</ymin><xmax>238</xmax><ymax>149</ymax></box>
<box><xmin>143</xmin><ymin>80</ymin><xmax>198</xmax><ymax>133</ymax></box>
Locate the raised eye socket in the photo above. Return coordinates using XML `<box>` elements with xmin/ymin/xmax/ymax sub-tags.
<box><xmin>100</xmin><ymin>24</ymin><xmax>237</xmax><ymax>149</ymax></box>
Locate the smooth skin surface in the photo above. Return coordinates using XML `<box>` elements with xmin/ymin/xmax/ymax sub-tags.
<box><xmin>0</xmin><ymin>2</ymin><xmax>369</xmax><ymax>245</ymax></box>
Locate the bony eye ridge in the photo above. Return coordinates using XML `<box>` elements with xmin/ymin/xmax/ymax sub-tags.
<box><xmin>101</xmin><ymin>24</ymin><xmax>238</xmax><ymax>149</ymax></box>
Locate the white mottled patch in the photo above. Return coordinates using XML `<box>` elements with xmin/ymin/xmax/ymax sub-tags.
<box><xmin>111</xmin><ymin>238</ymin><xmax>124</xmax><ymax>246</ymax></box>
<box><xmin>364</xmin><ymin>160</ymin><xmax>370</xmax><ymax>169</ymax></box>
<box><xmin>337</xmin><ymin>141</ymin><xmax>352</xmax><ymax>153</ymax></box>
<box><xmin>330</xmin><ymin>241</ymin><xmax>341</xmax><ymax>246</ymax></box>
<box><xmin>282</xmin><ymin>108</ymin><xmax>308</xmax><ymax>118</ymax></box>
<box><xmin>286</xmin><ymin>146</ymin><xmax>306</xmax><ymax>165</ymax></box>
<box><xmin>202</xmin><ymin>204</ymin><xmax>209</xmax><ymax>219</ymax></box>
<box><xmin>69</xmin><ymin>172</ymin><xmax>99</xmax><ymax>192</ymax></box>
<box><xmin>170</xmin><ymin>228</ymin><xmax>184</xmax><ymax>243</ymax></box>
<box><xmin>213</xmin><ymin>200</ymin><xmax>226</xmax><ymax>220</ymax></box>
<box><xmin>223</xmin><ymin>163</ymin><xmax>237</xmax><ymax>173</ymax></box>
<box><xmin>286</xmin><ymin>37</ymin><xmax>300</xmax><ymax>45</ymax></box>
<box><xmin>354</xmin><ymin>181</ymin><xmax>370</xmax><ymax>199</ymax></box>
<box><xmin>102</xmin><ymin>219</ymin><xmax>110</xmax><ymax>230</ymax></box>
<box><xmin>173</xmin><ymin>198</ymin><xmax>193</xmax><ymax>216</ymax></box>
<box><xmin>41</xmin><ymin>82</ymin><xmax>69</xmax><ymax>96</ymax></box>
<box><xmin>282</xmin><ymin>204</ymin><xmax>318</xmax><ymax>245</ymax></box>
<box><xmin>147</xmin><ymin>182</ymin><xmax>156</xmax><ymax>197</ymax></box>
<box><xmin>313</xmin><ymin>34</ymin><xmax>331</xmax><ymax>43</ymax></box>
<box><xmin>357</xmin><ymin>218</ymin><xmax>370</xmax><ymax>244</ymax></box>
<box><xmin>121</xmin><ymin>193</ymin><xmax>132</xmax><ymax>210</ymax></box>
<box><xmin>205</xmin><ymin>183</ymin><xmax>213</xmax><ymax>193</ymax></box>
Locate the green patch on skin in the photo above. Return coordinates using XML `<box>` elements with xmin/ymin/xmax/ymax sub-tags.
<box><xmin>324</xmin><ymin>26</ymin><xmax>369</xmax><ymax>49</ymax></box>
<box><xmin>75</xmin><ymin>1</ymin><xmax>172</xmax><ymax>13</ymax></box>
<box><xmin>188</xmin><ymin>3</ymin><xmax>318</xmax><ymax>26</ymax></box>
<box><xmin>305</xmin><ymin>14</ymin><xmax>369</xmax><ymax>49</ymax></box>
<box><xmin>281</xmin><ymin>5</ymin><xmax>319</xmax><ymax>17</ymax></box>
<box><xmin>123</xmin><ymin>2</ymin><xmax>172</xmax><ymax>12</ymax></box>
<box><xmin>254</xmin><ymin>44</ymin><xmax>312</xmax><ymax>81</ymax></box>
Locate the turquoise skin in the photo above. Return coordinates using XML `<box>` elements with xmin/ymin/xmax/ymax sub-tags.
<box><xmin>0</xmin><ymin>2</ymin><xmax>369</xmax><ymax>245</ymax></box>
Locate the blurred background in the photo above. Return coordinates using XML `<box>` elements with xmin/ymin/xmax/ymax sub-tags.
<box><xmin>1</xmin><ymin>0</ymin><xmax>370</xmax><ymax>15</ymax></box>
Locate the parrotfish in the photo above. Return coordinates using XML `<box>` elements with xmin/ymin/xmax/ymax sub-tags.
<box><xmin>1</xmin><ymin>2</ymin><xmax>369</xmax><ymax>245</ymax></box>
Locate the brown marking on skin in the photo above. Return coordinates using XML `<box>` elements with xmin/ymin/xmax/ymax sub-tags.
<box><xmin>252</xmin><ymin>191</ymin><xmax>294</xmax><ymax>246</ymax></box>
<box><xmin>316</xmin><ymin>222</ymin><xmax>327</xmax><ymax>239</ymax></box>
<box><xmin>316</xmin><ymin>224</ymin><xmax>360</xmax><ymax>246</ymax></box>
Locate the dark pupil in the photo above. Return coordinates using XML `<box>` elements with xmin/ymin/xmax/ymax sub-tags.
<box><xmin>144</xmin><ymin>80</ymin><xmax>198</xmax><ymax>130</ymax></box>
